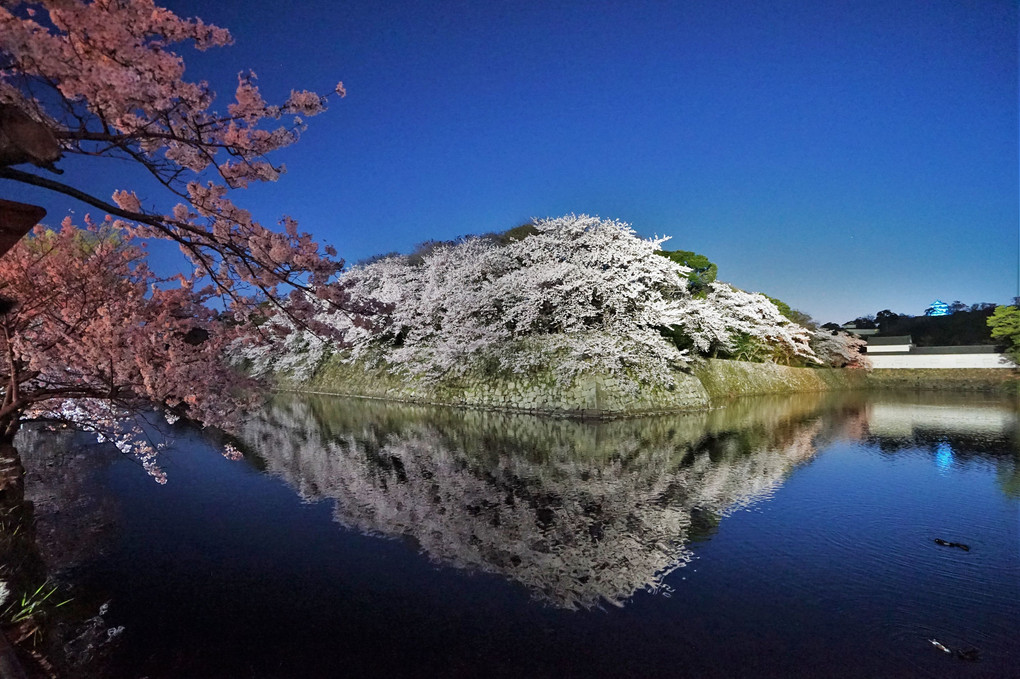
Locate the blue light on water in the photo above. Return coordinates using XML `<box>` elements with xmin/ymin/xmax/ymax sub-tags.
<box><xmin>935</xmin><ymin>442</ymin><xmax>954</xmax><ymax>471</ymax></box>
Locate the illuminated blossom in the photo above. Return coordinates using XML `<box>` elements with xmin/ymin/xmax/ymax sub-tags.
<box><xmin>0</xmin><ymin>222</ymin><xmax>258</xmax><ymax>482</ymax></box>
<box><xmin>246</xmin><ymin>215</ymin><xmax>822</xmax><ymax>388</ymax></box>
<box><xmin>0</xmin><ymin>0</ymin><xmax>347</xmax><ymax>326</ymax></box>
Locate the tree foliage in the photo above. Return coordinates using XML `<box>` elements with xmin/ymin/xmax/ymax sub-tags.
<box><xmin>844</xmin><ymin>315</ymin><xmax>877</xmax><ymax>330</ymax></box>
<box><xmin>0</xmin><ymin>0</ymin><xmax>346</xmax><ymax>319</ymax></box>
<box><xmin>655</xmin><ymin>249</ymin><xmax>717</xmax><ymax>294</ymax></box>
<box><xmin>841</xmin><ymin>303</ymin><xmax>1000</xmax><ymax>346</ymax></box>
<box><xmin>864</xmin><ymin>306</ymin><xmax>998</xmax><ymax>346</ymax></box>
<box><xmin>763</xmin><ymin>295</ymin><xmax>816</xmax><ymax>330</ymax></box>
<box><xmin>0</xmin><ymin>220</ymin><xmax>253</xmax><ymax>482</ymax></box>
<box><xmin>987</xmin><ymin>305</ymin><xmax>1020</xmax><ymax>365</ymax></box>
<box><xmin>247</xmin><ymin>215</ymin><xmax>827</xmax><ymax>387</ymax></box>
<box><xmin>808</xmin><ymin>329</ymin><xmax>869</xmax><ymax>369</ymax></box>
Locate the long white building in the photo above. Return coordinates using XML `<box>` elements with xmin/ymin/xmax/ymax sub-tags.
<box><xmin>866</xmin><ymin>336</ymin><xmax>1014</xmax><ymax>369</ymax></box>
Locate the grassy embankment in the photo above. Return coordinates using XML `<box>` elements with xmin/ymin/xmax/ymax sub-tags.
<box><xmin>691</xmin><ymin>359</ymin><xmax>865</xmax><ymax>402</ymax></box>
<box><xmin>865</xmin><ymin>368</ymin><xmax>1020</xmax><ymax>394</ymax></box>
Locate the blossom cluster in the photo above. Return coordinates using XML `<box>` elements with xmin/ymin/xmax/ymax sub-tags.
<box><xmin>809</xmin><ymin>329</ymin><xmax>870</xmax><ymax>369</ymax></box>
<box><xmin>672</xmin><ymin>282</ymin><xmax>818</xmax><ymax>363</ymax></box>
<box><xmin>0</xmin><ymin>221</ymin><xmax>258</xmax><ymax>482</ymax></box>
<box><xmin>248</xmin><ymin>215</ymin><xmax>825</xmax><ymax>388</ymax></box>
<box><xmin>0</xmin><ymin>0</ymin><xmax>346</xmax><ymax>324</ymax></box>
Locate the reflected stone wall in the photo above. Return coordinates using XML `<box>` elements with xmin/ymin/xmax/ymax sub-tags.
<box><xmin>242</xmin><ymin>394</ymin><xmax>829</xmax><ymax>609</ymax></box>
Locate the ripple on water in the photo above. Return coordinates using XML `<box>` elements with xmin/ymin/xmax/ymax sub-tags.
<box><xmin>702</xmin><ymin>437</ymin><xmax>1019</xmax><ymax>678</ymax></box>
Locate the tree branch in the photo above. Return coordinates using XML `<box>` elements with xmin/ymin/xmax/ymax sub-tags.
<box><xmin>0</xmin><ymin>166</ymin><xmax>176</xmax><ymax>231</ymax></box>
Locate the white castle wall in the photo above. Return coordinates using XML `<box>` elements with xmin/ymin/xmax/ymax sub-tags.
<box><xmin>868</xmin><ymin>353</ymin><xmax>1014</xmax><ymax>369</ymax></box>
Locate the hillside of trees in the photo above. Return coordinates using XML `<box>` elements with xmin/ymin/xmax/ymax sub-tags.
<box><xmin>243</xmin><ymin>215</ymin><xmax>869</xmax><ymax>386</ymax></box>
<box><xmin>836</xmin><ymin>304</ymin><xmax>1000</xmax><ymax>346</ymax></box>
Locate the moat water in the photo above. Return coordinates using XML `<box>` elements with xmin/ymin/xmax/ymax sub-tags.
<box><xmin>18</xmin><ymin>390</ymin><xmax>1020</xmax><ymax>678</ymax></box>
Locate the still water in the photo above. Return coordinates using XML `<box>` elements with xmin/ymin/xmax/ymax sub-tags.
<box><xmin>19</xmin><ymin>391</ymin><xmax>1020</xmax><ymax>678</ymax></box>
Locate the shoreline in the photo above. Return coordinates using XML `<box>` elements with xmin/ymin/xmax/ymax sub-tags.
<box><xmin>275</xmin><ymin>357</ymin><xmax>1018</xmax><ymax>420</ymax></box>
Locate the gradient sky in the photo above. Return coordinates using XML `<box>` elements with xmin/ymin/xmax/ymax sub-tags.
<box><xmin>13</xmin><ymin>0</ymin><xmax>1019</xmax><ymax>324</ymax></box>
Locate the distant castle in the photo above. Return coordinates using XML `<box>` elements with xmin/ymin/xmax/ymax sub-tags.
<box><xmin>924</xmin><ymin>299</ymin><xmax>950</xmax><ymax>317</ymax></box>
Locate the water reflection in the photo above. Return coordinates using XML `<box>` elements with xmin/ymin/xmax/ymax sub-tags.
<box><xmin>242</xmin><ymin>393</ymin><xmax>835</xmax><ymax>609</ymax></box>
<box><xmin>16</xmin><ymin>427</ymin><xmax>119</xmax><ymax>573</ymax></box>
<box><xmin>861</xmin><ymin>391</ymin><xmax>1020</xmax><ymax>497</ymax></box>
<box><xmin>2</xmin><ymin>427</ymin><xmax>121</xmax><ymax>678</ymax></box>
<box><xmin>865</xmin><ymin>392</ymin><xmax>1019</xmax><ymax>441</ymax></box>
<box><xmin>934</xmin><ymin>441</ymin><xmax>954</xmax><ymax>472</ymax></box>
<box><xmin>10</xmin><ymin>391</ymin><xmax>1019</xmax><ymax>678</ymax></box>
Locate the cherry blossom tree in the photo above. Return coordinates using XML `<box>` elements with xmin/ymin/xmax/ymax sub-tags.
<box><xmin>0</xmin><ymin>0</ymin><xmax>346</xmax><ymax>318</ymax></box>
<box><xmin>0</xmin><ymin>220</ymin><xmax>253</xmax><ymax>483</ymax></box>
<box><xmin>670</xmin><ymin>282</ymin><xmax>818</xmax><ymax>365</ymax></box>
<box><xmin>809</xmin><ymin>329</ymin><xmax>870</xmax><ymax>369</ymax></box>
<box><xmin>247</xmin><ymin>215</ymin><xmax>825</xmax><ymax>389</ymax></box>
<box><xmin>312</xmin><ymin>215</ymin><xmax>698</xmax><ymax>389</ymax></box>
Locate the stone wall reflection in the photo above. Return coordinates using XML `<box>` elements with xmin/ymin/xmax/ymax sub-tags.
<box><xmin>242</xmin><ymin>394</ymin><xmax>829</xmax><ymax>609</ymax></box>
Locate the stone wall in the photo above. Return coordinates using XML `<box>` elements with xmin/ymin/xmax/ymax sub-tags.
<box><xmin>286</xmin><ymin>356</ymin><xmax>864</xmax><ymax>417</ymax></box>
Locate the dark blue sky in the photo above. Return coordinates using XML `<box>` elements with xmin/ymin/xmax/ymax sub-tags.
<box><xmin>18</xmin><ymin>0</ymin><xmax>1020</xmax><ymax>323</ymax></box>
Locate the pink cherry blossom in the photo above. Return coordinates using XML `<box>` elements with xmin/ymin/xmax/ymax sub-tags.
<box><xmin>0</xmin><ymin>0</ymin><xmax>347</xmax><ymax>327</ymax></box>
<box><xmin>0</xmin><ymin>221</ymin><xmax>259</xmax><ymax>481</ymax></box>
